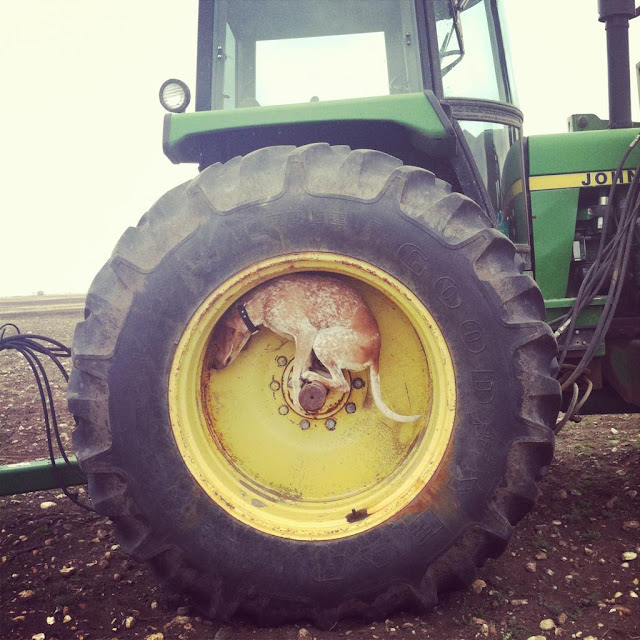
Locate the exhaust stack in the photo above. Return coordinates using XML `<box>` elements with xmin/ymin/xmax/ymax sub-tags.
<box><xmin>598</xmin><ymin>0</ymin><xmax>636</xmax><ymax>129</ymax></box>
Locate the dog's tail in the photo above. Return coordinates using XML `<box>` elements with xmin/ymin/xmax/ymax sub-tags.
<box><xmin>368</xmin><ymin>363</ymin><xmax>421</xmax><ymax>423</ymax></box>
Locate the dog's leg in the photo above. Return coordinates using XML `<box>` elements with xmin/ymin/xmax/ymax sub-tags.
<box><xmin>302</xmin><ymin>328</ymin><xmax>354</xmax><ymax>393</ymax></box>
<box><xmin>291</xmin><ymin>330</ymin><xmax>317</xmax><ymax>412</ymax></box>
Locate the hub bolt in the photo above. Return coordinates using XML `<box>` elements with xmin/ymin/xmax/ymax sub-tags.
<box><xmin>300</xmin><ymin>419</ymin><xmax>310</xmax><ymax>430</ymax></box>
<box><xmin>276</xmin><ymin>355</ymin><xmax>288</xmax><ymax>367</ymax></box>
<box><xmin>345</xmin><ymin>402</ymin><xmax>356</xmax><ymax>414</ymax></box>
<box><xmin>352</xmin><ymin>378</ymin><xmax>365</xmax><ymax>389</ymax></box>
<box><xmin>270</xmin><ymin>379</ymin><xmax>281</xmax><ymax>392</ymax></box>
<box><xmin>278</xmin><ymin>405</ymin><xmax>289</xmax><ymax>415</ymax></box>
<box><xmin>325</xmin><ymin>418</ymin><xmax>336</xmax><ymax>431</ymax></box>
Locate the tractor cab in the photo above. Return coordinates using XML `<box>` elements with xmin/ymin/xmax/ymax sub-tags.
<box><xmin>198</xmin><ymin>0</ymin><xmax>514</xmax><ymax>110</ymax></box>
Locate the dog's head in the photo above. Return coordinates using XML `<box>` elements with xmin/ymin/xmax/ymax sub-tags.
<box><xmin>209</xmin><ymin>307</ymin><xmax>252</xmax><ymax>369</ymax></box>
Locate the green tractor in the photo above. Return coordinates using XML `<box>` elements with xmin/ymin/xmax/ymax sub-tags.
<box><xmin>66</xmin><ymin>0</ymin><xmax>639</xmax><ymax>626</ymax></box>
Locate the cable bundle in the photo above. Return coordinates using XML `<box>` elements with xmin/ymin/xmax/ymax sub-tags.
<box><xmin>549</xmin><ymin>136</ymin><xmax>640</xmax><ymax>428</ymax></box>
<box><xmin>551</xmin><ymin>136</ymin><xmax>640</xmax><ymax>385</ymax></box>
<box><xmin>0</xmin><ymin>323</ymin><xmax>94</xmax><ymax>511</ymax></box>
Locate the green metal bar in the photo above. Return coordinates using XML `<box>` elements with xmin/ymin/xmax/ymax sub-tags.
<box><xmin>544</xmin><ymin>296</ymin><xmax>607</xmax><ymax>325</ymax></box>
<box><xmin>0</xmin><ymin>457</ymin><xmax>86</xmax><ymax>496</ymax></box>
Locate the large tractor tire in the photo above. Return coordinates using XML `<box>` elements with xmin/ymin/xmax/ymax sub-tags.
<box><xmin>68</xmin><ymin>144</ymin><xmax>560</xmax><ymax>625</ymax></box>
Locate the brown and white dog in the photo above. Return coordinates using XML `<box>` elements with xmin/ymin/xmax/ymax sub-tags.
<box><xmin>210</xmin><ymin>274</ymin><xmax>421</xmax><ymax>423</ymax></box>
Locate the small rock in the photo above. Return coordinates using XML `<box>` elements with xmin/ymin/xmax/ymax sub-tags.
<box><xmin>535</xmin><ymin>552</ymin><xmax>548</xmax><ymax>561</ymax></box>
<box><xmin>622</xmin><ymin>562</ymin><xmax>630</xmax><ymax>568</ymax></box>
<box><xmin>540</xmin><ymin>618</ymin><xmax>556</xmax><ymax>630</ymax></box>
<box><xmin>611</xmin><ymin>427</ymin><xmax>619</xmax><ymax>434</ymax></box>
<box><xmin>472</xmin><ymin>578</ymin><xmax>487</xmax><ymax>594</ymax></box>
<box><xmin>622</xmin><ymin>520</ymin><xmax>640</xmax><ymax>531</ymax></box>
<box><xmin>46</xmin><ymin>616</ymin><xmax>55</xmax><ymax>625</ymax></box>
<box><xmin>40</xmin><ymin>501</ymin><xmax>57</xmax><ymax>510</ymax></box>
<box><xmin>526</xmin><ymin>636</ymin><xmax>546</xmax><ymax>640</ymax></box>
<box><xmin>63</xmin><ymin>615</ymin><xmax>72</xmax><ymax>623</ymax></box>
<box><xmin>627</xmin><ymin>489</ymin><xmax>638</xmax><ymax>499</ymax></box>
<box><xmin>96</xmin><ymin>529</ymin><xmax>108</xmax><ymax>539</ymax></box>
<box><xmin>510</xmin><ymin>599</ymin><xmax>528</xmax><ymax>606</ymax></box>
<box><xmin>145</xmin><ymin>634</ymin><xmax>164</xmax><ymax>640</ymax></box>
<box><xmin>59</xmin><ymin>566</ymin><xmax>75</xmax><ymax>577</ymax></box>
<box><xmin>526</xmin><ymin>561</ymin><xmax>537</xmax><ymax>573</ymax></box>
<box><xmin>32</xmin><ymin>635</ymin><xmax>45</xmax><ymax>640</ymax></box>
<box><xmin>611</xmin><ymin>604</ymin><xmax>631</xmax><ymax>615</ymax></box>
<box><xmin>401</xmin><ymin>623</ymin><xmax>414</xmax><ymax>630</ymax></box>
<box><xmin>584</xmin><ymin>547</ymin><xmax>594</xmax><ymax>556</ymax></box>
<box><xmin>622</xmin><ymin>551</ymin><xmax>637</xmax><ymax>561</ymax></box>
<box><xmin>606</xmin><ymin>496</ymin><xmax>618</xmax><ymax>509</ymax></box>
<box><xmin>150</xmin><ymin>601</ymin><xmax>158</xmax><ymax>610</ymax></box>
<box><xmin>298</xmin><ymin>629</ymin><xmax>312</xmax><ymax>640</ymax></box>
<box><xmin>599</xmin><ymin>558</ymin><xmax>606</xmax><ymax>564</ymax></box>
<box><xmin>556</xmin><ymin>489</ymin><xmax>568</xmax><ymax>499</ymax></box>
<box><xmin>552</xmin><ymin>520</ymin><xmax>562</xmax><ymax>526</ymax></box>
<box><xmin>125</xmin><ymin>616</ymin><xmax>136</xmax><ymax>629</ymax></box>
<box><xmin>630</xmin><ymin>591</ymin><xmax>638</xmax><ymax>598</ymax></box>
<box><xmin>557</xmin><ymin>613</ymin><xmax>568</xmax><ymax>625</ymax></box>
<box><xmin>19</xmin><ymin>589</ymin><xmax>35</xmax><ymax>600</ymax></box>
<box><xmin>113</xmin><ymin>573</ymin><xmax>122</xmax><ymax>581</ymax></box>
<box><xmin>163</xmin><ymin>616</ymin><xmax>191</xmax><ymax>630</ymax></box>
<box><xmin>614</xmin><ymin>591</ymin><xmax>623</xmax><ymax>598</ymax></box>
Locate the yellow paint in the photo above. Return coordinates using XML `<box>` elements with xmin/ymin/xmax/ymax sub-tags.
<box><xmin>168</xmin><ymin>253</ymin><xmax>456</xmax><ymax>540</ymax></box>
<box><xmin>529</xmin><ymin>168</ymin><xmax>636</xmax><ymax>192</ymax></box>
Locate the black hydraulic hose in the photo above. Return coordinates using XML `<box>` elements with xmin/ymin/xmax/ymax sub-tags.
<box><xmin>0</xmin><ymin>325</ymin><xmax>94</xmax><ymax>512</ymax></box>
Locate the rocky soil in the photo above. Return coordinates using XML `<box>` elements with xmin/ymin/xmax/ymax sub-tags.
<box><xmin>1</xmin><ymin>304</ymin><xmax>639</xmax><ymax>640</ymax></box>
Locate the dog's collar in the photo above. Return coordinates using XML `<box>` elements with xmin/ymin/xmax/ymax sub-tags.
<box><xmin>236</xmin><ymin>303</ymin><xmax>260</xmax><ymax>335</ymax></box>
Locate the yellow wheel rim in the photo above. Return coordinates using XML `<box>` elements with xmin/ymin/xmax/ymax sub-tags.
<box><xmin>169</xmin><ymin>253</ymin><xmax>456</xmax><ymax>541</ymax></box>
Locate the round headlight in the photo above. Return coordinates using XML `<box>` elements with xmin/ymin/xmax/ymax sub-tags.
<box><xmin>159</xmin><ymin>79</ymin><xmax>191</xmax><ymax>113</ymax></box>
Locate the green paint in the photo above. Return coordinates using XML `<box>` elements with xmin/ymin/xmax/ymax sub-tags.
<box><xmin>0</xmin><ymin>457</ymin><xmax>85</xmax><ymax>496</ymax></box>
<box><xmin>528</xmin><ymin>128</ymin><xmax>640</xmax><ymax>176</ymax></box>
<box><xmin>164</xmin><ymin>93</ymin><xmax>452</xmax><ymax>164</ymax></box>
<box><xmin>604</xmin><ymin>341</ymin><xmax>640</xmax><ymax>405</ymax></box>
<box><xmin>545</xmin><ymin>297</ymin><xmax>606</xmax><ymax>325</ymax></box>
<box><xmin>531</xmin><ymin>188</ymin><xmax>579</xmax><ymax>299</ymax></box>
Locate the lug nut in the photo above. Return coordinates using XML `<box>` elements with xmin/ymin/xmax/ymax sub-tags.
<box><xmin>345</xmin><ymin>402</ymin><xmax>356</xmax><ymax>414</ymax></box>
<box><xmin>276</xmin><ymin>355</ymin><xmax>288</xmax><ymax>367</ymax></box>
<box><xmin>325</xmin><ymin>418</ymin><xmax>336</xmax><ymax>431</ymax></box>
<box><xmin>278</xmin><ymin>405</ymin><xmax>289</xmax><ymax>415</ymax></box>
<box><xmin>300</xmin><ymin>419</ymin><xmax>310</xmax><ymax>430</ymax></box>
<box><xmin>270</xmin><ymin>380</ymin><xmax>281</xmax><ymax>392</ymax></box>
<box><xmin>352</xmin><ymin>378</ymin><xmax>365</xmax><ymax>389</ymax></box>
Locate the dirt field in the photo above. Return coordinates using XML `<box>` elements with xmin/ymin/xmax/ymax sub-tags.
<box><xmin>1</xmin><ymin>301</ymin><xmax>639</xmax><ymax>640</ymax></box>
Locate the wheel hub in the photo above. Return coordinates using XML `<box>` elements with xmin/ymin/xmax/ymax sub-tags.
<box><xmin>279</xmin><ymin>357</ymin><xmax>356</xmax><ymax>421</ymax></box>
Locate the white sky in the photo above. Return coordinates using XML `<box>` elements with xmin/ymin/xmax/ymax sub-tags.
<box><xmin>1</xmin><ymin>1</ymin><xmax>639</xmax><ymax>297</ymax></box>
